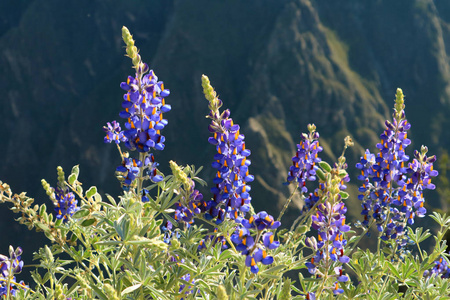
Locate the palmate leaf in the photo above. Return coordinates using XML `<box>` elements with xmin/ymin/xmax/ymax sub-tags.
<box><xmin>408</xmin><ymin>226</ymin><xmax>432</xmax><ymax>244</ymax></box>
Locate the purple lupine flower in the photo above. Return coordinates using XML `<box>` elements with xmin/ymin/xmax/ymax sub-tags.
<box><xmin>169</xmin><ymin>161</ymin><xmax>206</xmax><ymax>226</ymax></box>
<box><xmin>0</xmin><ymin>247</ymin><xmax>27</xmax><ymax>298</ymax></box>
<box><xmin>141</xmin><ymin>188</ymin><xmax>150</xmax><ymax>202</ymax></box>
<box><xmin>285</xmin><ymin>125</ymin><xmax>323</xmax><ymax>193</ymax></box>
<box><xmin>161</xmin><ymin>221</ymin><xmax>181</xmax><ymax>245</ymax></box>
<box><xmin>179</xmin><ymin>273</ymin><xmax>195</xmax><ymax>299</ymax></box>
<box><xmin>202</xmin><ymin>76</ymin><xmax>280</xmax><ymax>273</ymax></box>
<box><xmin>116</xmin><ymin>157</ymin><xmax>142</xmax><ymax>186</ymax></box>
<box><xmin>332</xmin><ymin>282</ymin><xmax>344</xmax><ymax>295</ymax></box>
<box><xmin>103</xmin><ymin>121</ymin><xmax>126</xmax><ymax>144</ymax></box>
<box><xmin>198</xmin><ymin>228</ymin><xmax>228</xmax><ymax>251</ymax></box>
<box><xmin>356</xmin><ymin>89</ymin><xmax>438</xmax><ymax>246</ymax></box>
<box><xmin>54</xmin><ymin>187</ymin><xmax>79</xmax><ymax>222</ymax></box>
<box><xmin>174</xmin><ymin>184</ymin><xmax>204</xmax><ymax>225</ymax></box>
<box><xmin>230</xmin><ymin>212</ymin><xmax>280</xmax><ymax>274</ymax></box>
<box><xmin>262</xmin><ymin>232</ymin><xmax>280</xmax><ymax>250</ymax></box>
<box><xmin>0</xmin><ymin>277</ymin><xmax>28</xmax><ymax>298</ymax></box>
<box><xmin>119</xmin><ymin>69</ymin><xmax>171</xmax><ymax>153</ymax></box>
<box><xmin>202</xmin><ymin>75</ymin><xmax>254</xmax><ymax>223</ymax></box>
<box><xmin>0</xmin><ymin>248</ymin><xmax>23</xmax><ymax>278</ymax></box>
<box><xmin>308</xmin><ymin>201</ymin><xmax>351</xmax><ymax>268</ymax></box>
<box><xmin>144</xmin><ymin>153</ymin><xmax>163</xmax><ymax>183</ymax></box>
<box><xmin>208</xmin><ymin>111</ymin><xmax>254</xmax><ymax>223</ymax></box>
<box><xmin>304</xmin><ymin>157</ymin><xmax>350</xmax><ymax>295</ymax></box>
<box><xmin>302</xmin><ymin>182</ymin><xmax>325</xmax><ymax>214</ymax></box>
<box><xmin>106</xmin><ymin>60</ymin><xmax>171</xmax><ymax>189</ymax></box>
<box><xmin>241</xmin><ymin>211</ymin><xmax>281</xmax><ymax>231</ymax></box>
<box><xmin>424</xmin><ymin>255</ymin><xmax>450</xmax><ymax>278</ymax></box>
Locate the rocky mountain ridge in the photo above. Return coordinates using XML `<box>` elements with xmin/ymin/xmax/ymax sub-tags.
<box><xmin>1</xmin><ymin>0</ymin><xmax>449</xmax><ymax>256</ymax></box>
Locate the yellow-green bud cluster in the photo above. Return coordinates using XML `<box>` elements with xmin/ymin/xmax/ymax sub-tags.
<box><xmin>169</xmin><ymin>238</ymin><xmax>180</xmax><ymax>250</ymax></box>
<box><xmin>122</xmin><ymin>26</ymin><xmax>142</xmax><ymax>69</ymax></box>
<box><xmin>41</xmin><ymin>179</ymin><xmax>55</xmax><ymax>200</ymax></box>
<box><xmin>169</xmin><ymin>160</ymin><xmax>192</xmax><ymax>190</ymax></box>
<box><xmin>278</xmin><ymin>278</ymin><xmax>292</xmax><ymax>300</ymax></box>
<box><xmin>216</xmin><ymin>285</ymin><xmax>228</xmax><ymax>300</ymax></box>
<box><xmin>307</xmin><ymin>123</ymin><xmax>316</xmax><ymax>133</ymax></box>
<box><xmin>202</xmin><ymin>75</ymin><xmax>222</xmax><ymax>114</ymax></box>
<box><xmin>394</xmin><ymin>88</ymin><xmax>405</xmax><ymax>122</ymax></box>
<box><xmin>338</xmin><ymin>156</ymin><xmax>346</xmax><ymax>166</ymax></box>
<box><xmin>54</xmin><ymin>283</ymin><xmax>66</xmax><ymax>300</ymax></box>
<box><xmin>57</xmin><ymin>166</ymin><xmax>65</xmax><ymax>186</ymax></box>
<box><xmin>104</xmin><ymin>283</ymin><xmax>120</xmax><ymax>300</ymax></box>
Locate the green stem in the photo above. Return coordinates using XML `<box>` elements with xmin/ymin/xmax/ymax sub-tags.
<box><xmin>416</xmin><ymin>240</ymin><xmax>425</xmax><ymax>262</ymax></box>
<box><xmin>6</xmin><ymin>271</ymin><xmax>12</xmax><ymax>300</ymax></box>
<box><xmin>137</xmin><ymin>152</ymin><xmax>145</xmax><ymax>197</ymax></box>
<box><xmin>285</xmin><ymin>197</ymin><xmax>320</xmax><ymax>246</ymax></box>
<box><xmin>347</xmin><ymin>219</ymin><xmax>375</xmax><ymax>256</ymax></box>
<box><xmin>277</xmin><ymin>186</ymin><xmax>298</xmax><ymax>222</ymax></box>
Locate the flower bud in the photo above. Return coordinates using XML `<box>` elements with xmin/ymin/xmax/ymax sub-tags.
<box><xmin>279</xmin><ymin>278</ymin><xmax>291</xmax><ymax>300</ymax></box>
<box><xmin>44</xmin><ymin>245</ymin><xmax>54</xmax><ymax>263</ymax></box>
<box><xmin>421</xmin><ymin>145</ymin><xmax>428</xmax><ymax>155</ymax></box>
<box><xmin>170</xmin><ymin>161</ymin><xmax>191</xmax><ymax>189</ymax></box>
<box><xmin>216</xmin><ymin>285</ymin><xmax>228</xmax><ymax>300</ymax></box>
<box><xmin>54</xmin><ymin>284</ymin><xmax>66</xmax><ymax>300</ymax></box>
<box><xmin>104</xmin><ymin>283</ymin><xmax>120</xmax><ymax>300</ymax></box>
<box><xmin>307</xmin><ymin>123</ymin><xmax>316</xmax><ymax>133</ymax></box>
<box><xmin>170</xmin><ymin>238</ymin><xmax>180</xmax><ymax>250</ymax></box>
<box><xmin>344</xmin><ymin>136</ymin><xmax>354</xmax><ymax>147</ymax></box>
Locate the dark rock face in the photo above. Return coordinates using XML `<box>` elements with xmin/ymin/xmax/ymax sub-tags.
<box><xmin>1</xmin><ymin>0</ymin><xmax>449</xmax><ymax>258</ymax></box>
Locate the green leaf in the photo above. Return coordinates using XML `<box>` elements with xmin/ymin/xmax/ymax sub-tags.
<box><xmin>162</xmin><ymin>212</ymin><xmax>177</xmax><ymax>227</ymax></box>
<box><xmin>386</xmin><ymin>261</ymin><xmax>400</xmax><ymax>278</ymax></box>
<box><xmin>121</xmin><ymin>283</ymin><xmax>142</xmax><ymax>296</ymax></box>
<box><xmin>260</xmin><ymin>273</ymin><xmax>280</xmax><ymax>279</ymax></box>
<box><xmin>86</xmin><ymin>186</ymin><xmax>97</xmax><ymax>199</ymax></box>
<box><xmin>114</xmin><ymin>215</ymin><xmax>130</xmax><ymax>240</ymax></box>
<box><xmin>295</xmin><ymin>225</ymin><xmax>309</xmax><ymax>235</ymax></box>
<box><xmin>179</xmin><ymin>263</ymin><xmax>197</xmax><ymax>274</ymax></box>
<box><xmin>126</xmin><ymin>239</ymin><xmax>154</xmax><ymax>245</ymax></box>
<box><xmin>338</xmin><ymin>169</ymin><xmax>348</xmax><ymax>177</ymax></box>
<box><xmin>95</xmin><ymin>240</ymin><xmax>123</xmax><ymax>246</ymax></box>
<box><xmin>91</xmin><ymin>284</ymin><xmax>108</xmax><ymax>300</ymax></box>
<box><xmin>316</xmin><ymin>168</ymin><xmax>326</xmax><ymax>181</ymax></box>
<box><xmin>71</xmin><ymin>164</ymin><xmax>80</xmax><ymax>177</ymax></box>
<box><xmin>262</xmin><ymin>264</ymin><xmax>287</xmax><ymax>274</ymax></box>
<box><xmin>80</xmin><ymin>218</ymin><xmax>96</xmax><ymax>227</ymax></box>
<box><xmin>219</xmin><ymin>249</ymin><xmax>233</xmax><ymax>261</ymax></box>
<box><xmin>30</xmin><ymin>271</ymin><xmax>43</xmax><ymax>285</ymax></box>
<box><xmin>202</xmin><ymin>264</ymin><xmax>224</xmax><ymax>276</ymax></box>
<box><xmin>76</xmin><ymin>185</ymin><xmax>83</xmax><ymax>195</ymax></box>
<box><xmin>68</xmin><ymin>173</ymin><xmax>77</xmax><ymax>185</ymax></box>
<box><xmin>36</xmin><ymin>222</ymin><xmax>50</xmax><ymax>232</ymax></box>
<box><xmin>106</xmin><ymin>194</ymin><xmax>117</xmax><ymax>205</ymax></box>
<box><xmin>72</xmin><ymin>209</ymin><xmax>90</xmax><ymax>219</ymax></box>
<box><xmin>39</xmin><ymin>204</ymin><xmax>47</xmax><ymax>216</ymax></box>
<box><xmin>318</xmin><ymin>161</ymin><xmax>332</xmax><ymax>172</ymax></box>
<box><xmin>339</xmin><ymin>191</ymin><xmax>349</xmax><ymax>199</ymax></box>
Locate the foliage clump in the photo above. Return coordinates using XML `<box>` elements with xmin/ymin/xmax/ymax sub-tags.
<box><xmin>0</xmin><ymin>27</ymin><xmax>447</xmax><ymax>300</ymax></box>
